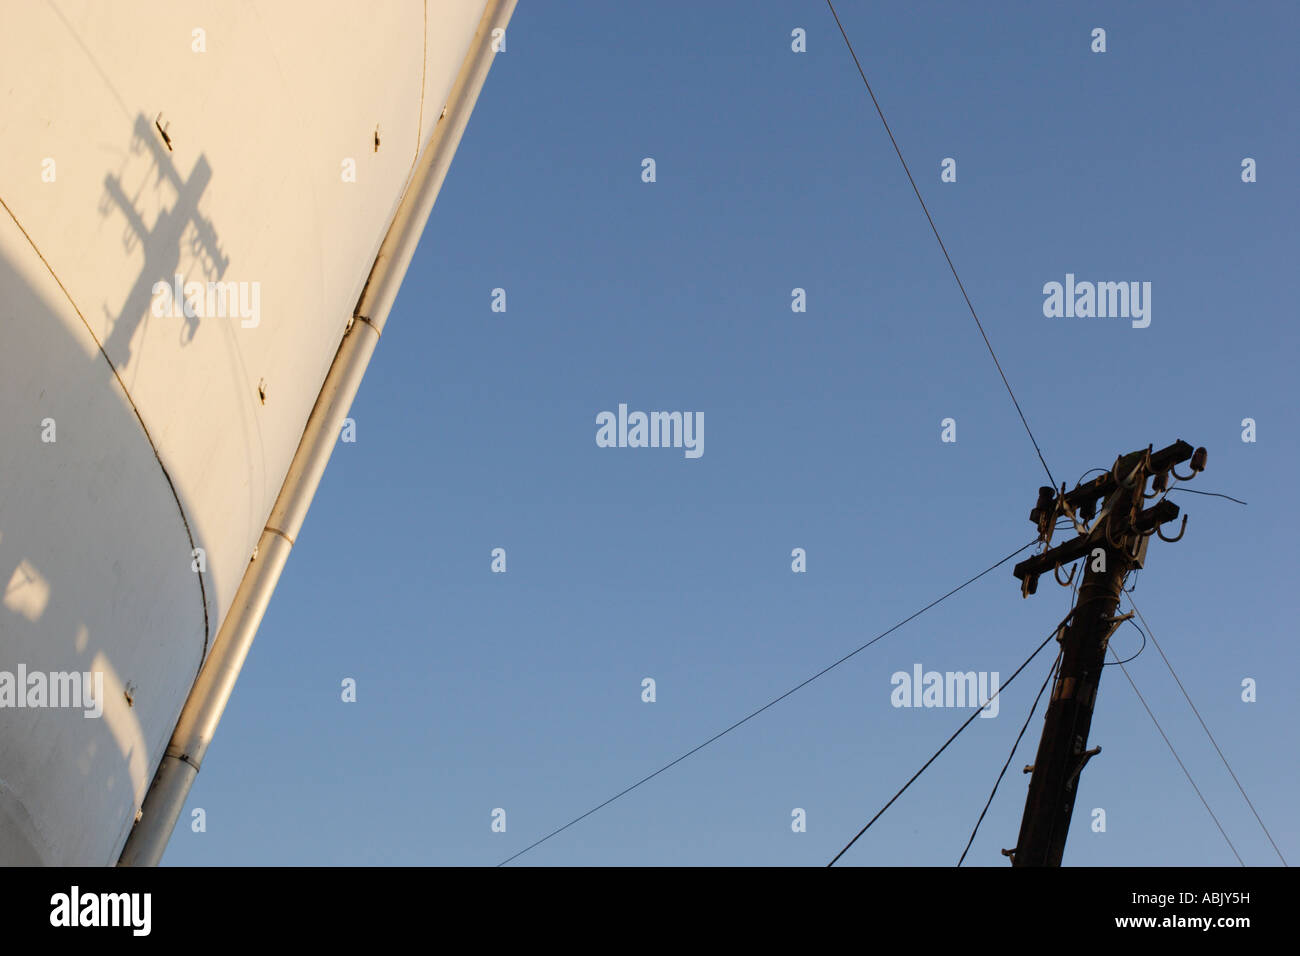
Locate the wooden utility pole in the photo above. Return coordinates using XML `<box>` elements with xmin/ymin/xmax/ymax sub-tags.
<box><xmin>1004</xmin><ymin>440</ymin><xmax>1205</xmax><ymax>867</ymax></box>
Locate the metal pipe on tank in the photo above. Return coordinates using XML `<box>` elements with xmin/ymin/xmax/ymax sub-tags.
<box><xmin>117</xmin><ymin>0</ymin><xmax>518</xmax><ymax>866</ymax></box>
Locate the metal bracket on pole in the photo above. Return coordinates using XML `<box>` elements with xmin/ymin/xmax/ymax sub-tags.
<box><xmin>1067</xmin><ymin>746</ymin><xmax>1102</xmax><ymax>790</ymax></box>
<box><xmin>1099</xmin><ymin>611</ymin><xmax>1134</xmax><ymax>650</ymax></box>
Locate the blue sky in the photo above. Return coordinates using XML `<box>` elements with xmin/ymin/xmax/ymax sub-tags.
<box><xmin>163</xmin><ymin>0</ymin><xmax>1298</xmax><ymax>866</ymax></box>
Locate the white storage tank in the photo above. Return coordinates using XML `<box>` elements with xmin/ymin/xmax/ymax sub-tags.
<box><xmin>0</xmin><ymin>0</ymin><xmax>497</xmax><ymax>865</ymax></box>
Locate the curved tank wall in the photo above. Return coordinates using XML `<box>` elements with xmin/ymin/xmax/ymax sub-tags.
<box><xmin>0</xmin><ymin>0</ymin><xmax>492</xmax><ymax>865</ymax></box>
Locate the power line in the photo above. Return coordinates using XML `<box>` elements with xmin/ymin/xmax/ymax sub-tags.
<box><xmin>954</xmin><ymin>547</ymin><xmax>1075</xmax><ymax>869</ymax></box>
<box><xmin>958</xmin><ymin>648</ymin><xmax>1061</xmax><ymax>866</ymax></box>
<box><xmin>496</xmin><ymin>538</ymin><xmax>1038</xmax><ymax>866</ymax></box>
<box><xmin>828</xmin><ymin>609</ymin><xmax>1072</xmax><ymax>866</ymax></box>
<box><xmin>824</xmin><ymin>0</ymin><xmax>1057</xmax><ymax>491</ymax></box>
<box><xmin>955</xmin><ymin>554</ymin><xmax>1077</xmax><ymax>868</ymax></box>
<box><xmin>1109</xmin><ymin>641</ymin><xmax>1245</xmax><ymax>866</ymax></box>
<box><xmin>1127</xmin><ymin>598</ymin><xmax>1287</xmax><ymax>865</ymax></box>
<box><xmin>1166</xmin><ymin>487</ymin><xmax>1248</xmax><ymax>506</ymax></box>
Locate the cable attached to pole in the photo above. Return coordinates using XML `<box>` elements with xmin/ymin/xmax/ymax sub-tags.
<box><xmin>1127</xmin><ymin>598</ymin><xmax>1285</xmax><ymax>865</ymax></box>
<box><xmin>1108</xmin><ymin>637</ymin><xmax>1245</xmax><ymax>866</ymax></box>
<box><xmin>958</xmin><ymin>649</ymin><xmax>1061</xmax><ymax>866</ymax></box>
<box><xmin>824</xmin><ymin>0</ymin><xmax>1057</xmax><ymax>491</ymax></box>
<box><xmin>828</xmin><ymin>608</ymin><xmax>1073</xmax><ymax>866</ymax></box>
<box><xmin>497</xmin><ymin>539</ymin><xmax>1038</xmax><ymax>866</ymax></box>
